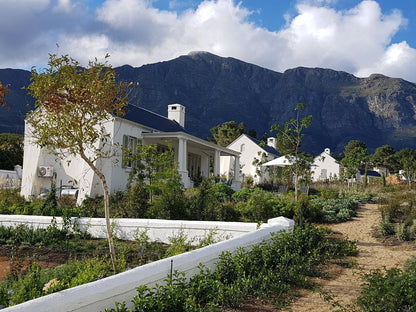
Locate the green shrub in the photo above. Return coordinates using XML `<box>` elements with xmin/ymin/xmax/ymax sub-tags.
<box><xmin>234</xmin><ymin>189</ymin><xmax>295</xmax><ymax>222</ymax></box>
<box><xmin>379</xmin><ymin>218</ymin><xmax>395</xmax><ymax>236</ymax></box>
<box><xmin>231</xmin><ymin>188</ymin><xmax>257</xmax><ymax>202</ymax></box>
<box><xmin>319</xmin><ymin>188</ymin><xmax>338</xmax><ymax>200</ymax></box>
<box><xmin>107</xmin><ymin>225</ymin><xmax>357</xmax><ymax>312</ymax></box>
<box><xmin>357</xmin><ymin>256</ymin><xmax>416</xmax><ymax>312</ymax></box>
<box><xmin>395</xmin><ymin>223</ymin><xmax>410</xmax><ymax>241</ymax></box>
<box><xmin>310</xmin><ymin>197</ymin><xmax>359</xmax><ymax>223</ymax></box>
<box><xmin>0</xmin><ymin>256</ymin><xmax>118</xmax><ymax>308</ymax></box>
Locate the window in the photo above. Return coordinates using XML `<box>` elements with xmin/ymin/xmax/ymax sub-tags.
<box><xmin>122</xmin><ymin>135</ymin><xmax>138</xmax><ymax>168</ymax></box>
<box><xmin>240</xmin><ymin>144</ymin><xmax>246</xmax><ymax>152</ymax></box>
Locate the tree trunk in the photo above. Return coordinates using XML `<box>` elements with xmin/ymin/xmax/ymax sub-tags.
<box><xmin>79</xmin><ymin>152</ymin><xmax>117</xmax><ymax>272</ymax></box>
<box><xmin>101</xmin><ymin>175</ymin><xmax>117</xmax><ymax>273</ymax></box>
<box><xmin>294</xmin><ymin>174</ymin><xmax>298</xmax><ymax>201</ymax></box>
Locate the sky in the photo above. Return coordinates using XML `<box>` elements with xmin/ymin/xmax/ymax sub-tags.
<box><xmin>1</xmin><ymin>0</ymin><xmax>416</xmax><ymax>81</ymax></box>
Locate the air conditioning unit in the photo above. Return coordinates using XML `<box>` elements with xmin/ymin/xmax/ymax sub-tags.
<box><xmin>38</xmin><ymin>166</ymin><xmax>54</xmax><ymax>177</ymax></box>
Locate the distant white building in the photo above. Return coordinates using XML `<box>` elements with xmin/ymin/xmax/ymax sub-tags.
<box><xmin>0</xmin><ymin>165</ymin><xmax>22</xmax><ymax>189</ymax></box>
<box><xmin>312</xmin><ymin>148</ymin><xmax>343</xmax><ymax>181</ymax></box>
<box><xmin>220</xmin><ymin>134</ymin><xmax>279</xmax><ymax>184</ymax></box>
<box><xmin>21</xmin><ymin>104</ymin><xmax>241</xmax><ymax>203</ymax></box>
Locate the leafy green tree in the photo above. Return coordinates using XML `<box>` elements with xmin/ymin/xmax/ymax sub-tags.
<box><xmin>271</xmin><ymin>103</ymin><xmax>313</xmax><ymax>201</ymax></box>
<box><xmin>25</xmin><ymin>54</ymin><xmax>132</xmax><ymax>271</ymax></box>
<box><xmin>127</xmin><ymin>142</ymin><xmax>185</xmax><ymax>218</ymax></box>
<box><xmin>0</xmin><ymin>133</ymin><xmax>23</xmax><ymax>170</ymax></box>
<box><xmin>395</xmin><ymin>148</ymin><xmax>416</xmax><ymax>186</ymax></box>
<box><xmin>371</xmin><ymin>144</ymin><xmax>396</xmax><ymax>172</ymax></box>
<box><xmin>209</xmin><ymin>121</ymin><xmax>246</xmax><ymax>146</ymax></box>
<box><xmin>340</xmin><ymin>140</ymin><xmax>369</xmax><ymax>183</ymax></box>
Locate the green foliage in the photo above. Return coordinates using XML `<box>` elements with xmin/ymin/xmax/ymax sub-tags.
<box><xmin>107</xmin><ymin>225</ymin><xmax>357</xmax><ymax>312</ymax></box>
<box><xmin>357</xmin><ymin>256</ymin><xmax>416</xmax><ymax>312</ymax></box>
<box><xmin>371</xmin><ymin>144</ymin><xmax>397</xmax><ymax>172</ymax></box>
<box><xmin>164</xmin><ymin>230</ymin><xmax>193</xmax><ymax>257</ymax></box>
<box><xmin>0</xmin><ymin>133</ymin><xmax>23</xmax><ymax>170</ymax></box>
<box><xmin>231</xmin><ymin>187</ymin><xmax>257</xmax><ymax>202</ymax></box>
<box><xmin>26</xmin><ymin>53</ymin><xmax>134</xmax><ymax>269</ymax></box>
<box><xmin>40</xmin><ymin>184</ymin><xmax>58</xmax><ymax>216</ymax></box>
<box><xmin>234</xmin><ymin>188</ymin><xmax>295</xmax><ymax>221</ymax></box>
<box><xmin>0</xmin><ymin>224</ymin><xmax>69</xmax><ymax>247</ymax></box>
<box><xmin>0</xmin><ymin>256</ymin><xmax>117</xmax><ymax>308</ymax></box>
<box><xmin>396</xmin><ymin>148</ymin><xmax>416</xmax><ymax>183</ymax></box>
<box><xmin>209</xmin><ymin>121</ymin><xmax>246</xmax><ymax>146</ymax></box>
<box><xmin>186</xmin><ymin>180</ymin><xmax>239</xmax><ymax>221</ymax></box>
<box><xmin>127</xmin><ymin>142</ymin><xmax>186</xmax><ymax>219</ymax></box>
<box><xmin>377</xmin><ymin>189</ymin><xmax>416</xmax><ymax>240</ymax></box>
<box><xmin>310</xmin><ymin>195</ymin><xmax>360</xmax><ymax>223</ymax></box>
<box><xmin>319</xmin><ymin>188</ymin><xmax>338</xmax><ymax>200</ymax></box>
<box><xmin>340</xmin><ymin>140</ymin><xmax>369</xmax><ymax>179</ymax></box>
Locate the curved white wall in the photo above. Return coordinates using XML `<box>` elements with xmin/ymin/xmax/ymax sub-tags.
<box><xmin>1</xmin><ymin>216</ymin><xmax>294</xmax><ymax>312</ymax></box>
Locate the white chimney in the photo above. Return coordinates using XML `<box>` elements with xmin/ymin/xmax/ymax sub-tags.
<box><xmin>168</xmin><ymin>104</ymin><xmax>186</xmax><ymax>128</ymax></box>
<box><xmin>267</xmin><ymin>137</ymin><xmax>276</xmax><ymax>149</ymax></box>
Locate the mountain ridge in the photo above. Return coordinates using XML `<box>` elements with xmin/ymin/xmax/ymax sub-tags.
<box><xmin>1</xmin><ymin>51</ymin><xmax>416</xmax><ymax>154</ymax></box>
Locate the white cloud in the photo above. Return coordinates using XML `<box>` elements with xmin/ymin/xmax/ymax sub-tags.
<box><xmin>1</xmin><ymin>0</ymin><xmax>416</xmax><ymax>81</ymax></box>
<box><xmin>53</xmin><ymin>0</ymin><xmax>75</xmax><ymax>13</ymax></box>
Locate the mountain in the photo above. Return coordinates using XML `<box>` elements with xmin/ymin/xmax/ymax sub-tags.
<box><xmin>1</xmin><ymin>51</ymin><xmax>416</xmax><ymax>154</ymax></box>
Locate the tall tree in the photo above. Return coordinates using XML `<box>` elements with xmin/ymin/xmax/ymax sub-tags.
<box><xmin>396</xmin><ymin>148</ymin><xmax>416</xmax><ymax>186</ymax></box>
<box><xmin>371</xmin><ymin>144</ymin><xmax>396</xmax><ymax>172</ymax></box>
<box><xmin>0</xmin><ymin>133</ymin><xmax>23</xmax><ymax>170</ymax></box>
<box><xmin>25</xmin><ymin>54</ymin><xmax>132</xmax><ymax>271</ymax></box>
<box><xmin>340</xmin><ymin>140</ymin><xmax>369</xmax><ymax>183</ymax></box>
<box><xmin>209</xmin><ymin>121</ymin><xmax>246</xmax><ymax>146</ymax></box>
<box><xmin>271</xmin><ymin>103</ymin><xmax>312</xmax><ymax>201</ymax></box>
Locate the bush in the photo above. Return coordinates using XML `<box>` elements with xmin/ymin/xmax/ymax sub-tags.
<box><xmin>107</xmin><ymin>225</ymin><xmax>357</xmax><ymax>312</ymax></box>
<box><xmin>0</xmin><ymin>256</ymin><xmax>117</xmax><ymax>308</ymax></box>
<box><xmin>357</xmin><ymin>256</ymin><xmax>416</xmax><ymax>312</ymax></box>
<box><xmin>234</xmin><ymin>188</ymin><xmax>295</xmax><ymax>222</ymax></box>
<box><xmin>231</xmin><ymin>187</ymin><xmax>257</xmax><ymax>202</ymax></box>
<box><xmin>310</xmin><ymin>196</ymin><xmax>359</xmax><ymax>223</ymax></box>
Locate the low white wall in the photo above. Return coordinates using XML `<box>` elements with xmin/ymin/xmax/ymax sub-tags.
<box><xmin>0</xmin><ymin>215</ymin><xmax>261</xmax><ymax>244</ymax></box>
<box><xmin>0</xmin><ymin>169</ymin><xmax>21</xmax><ymax>189</ymax></box>
<box><xmin>1</xmin><ymin>216</ymin><xmax>294</xmax><ymax>312</ymax></box>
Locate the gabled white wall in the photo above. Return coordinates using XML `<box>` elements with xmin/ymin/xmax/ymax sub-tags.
<box><xmin>21</xmin><ymin>118</ymin><xmax>125</xmax><ymax>204</ymax></box>
<box><xmin>221</xmin><ymin>135</ymin><xmax>276</xmax><ymax>183</ymax></box>
<box><xmin>312</xmin><ymin>148</ymin><xmax>342</xmax><ymax>181</ymax></box>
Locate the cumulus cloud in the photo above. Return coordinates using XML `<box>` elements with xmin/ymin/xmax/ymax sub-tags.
<box><xmin>1</xmin><ymin>0</ymin><xmax>416</xmax><ymax>81</ymax></box>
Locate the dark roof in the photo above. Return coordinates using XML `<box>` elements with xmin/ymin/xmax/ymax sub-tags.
<box><xmin>121</xmin><ymin>104</ymin><xmax>188</xmax><ymax>133</ymax></box>
<box><xmin>359</xmin><ymin>169</ymin><xmax>381</xmax><ymax>177</ymax></box>
<box><xmin>247</xmin><ymin>135</ymin><xmax>279</xmax><ymax>156</ymax></box>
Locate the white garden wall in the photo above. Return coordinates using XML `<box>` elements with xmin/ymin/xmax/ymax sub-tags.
<box><xmin>0</xmin><ymin>215</ymin><xmax>262</xmax><ymax>244</ymax></box>
<box><xmin>1</xmin><ymin>216</ymin><xmax>294</xmax><ymax>312</ymax></box>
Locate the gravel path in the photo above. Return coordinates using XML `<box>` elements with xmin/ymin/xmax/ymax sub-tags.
<box><xmin>224</xmin><ymin>203</ymin><xmax>416</xmax><ymax>312</ymax></box>
<box><xmin>289</xmin><ymin>203</ymin><xmax>416</xmax><ymax>311</ymax></box>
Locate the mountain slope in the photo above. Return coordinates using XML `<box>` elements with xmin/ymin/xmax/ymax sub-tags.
<box><xmin>1</xmin><ymin>52</ymin><xmax>416</xmax><ymax>154</ymax></box>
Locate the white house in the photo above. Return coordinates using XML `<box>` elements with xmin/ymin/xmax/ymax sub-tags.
<box><xmin>21</xmin><ymin>104</ymin><xmax>241</xmax><ymax>203</ymax></box>
<box><xmin>311</xmin><ymin>148</ymin><xmax>343</xmax><ymax>181</ymax></box>
<box><xmin>0</xmin><ymin>165</ymin><xmax>22</xmax><ymax>189</ymax></box>
<box><xmin>220</xmin><ymin>134</ymin><xmax>279</xmax><ymax>184</ymax></box>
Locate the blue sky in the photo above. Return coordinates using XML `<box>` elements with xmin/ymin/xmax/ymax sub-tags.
<box><xmin>1</xmin><ymin>0</ymin><xmax>416</xmax><ymax>81</ymax></box>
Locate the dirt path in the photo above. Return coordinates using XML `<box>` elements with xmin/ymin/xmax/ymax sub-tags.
<box><xmin>289</xmin><ymin>203</ymin><xmax>416</xmax><ymax>311</ymax></box>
